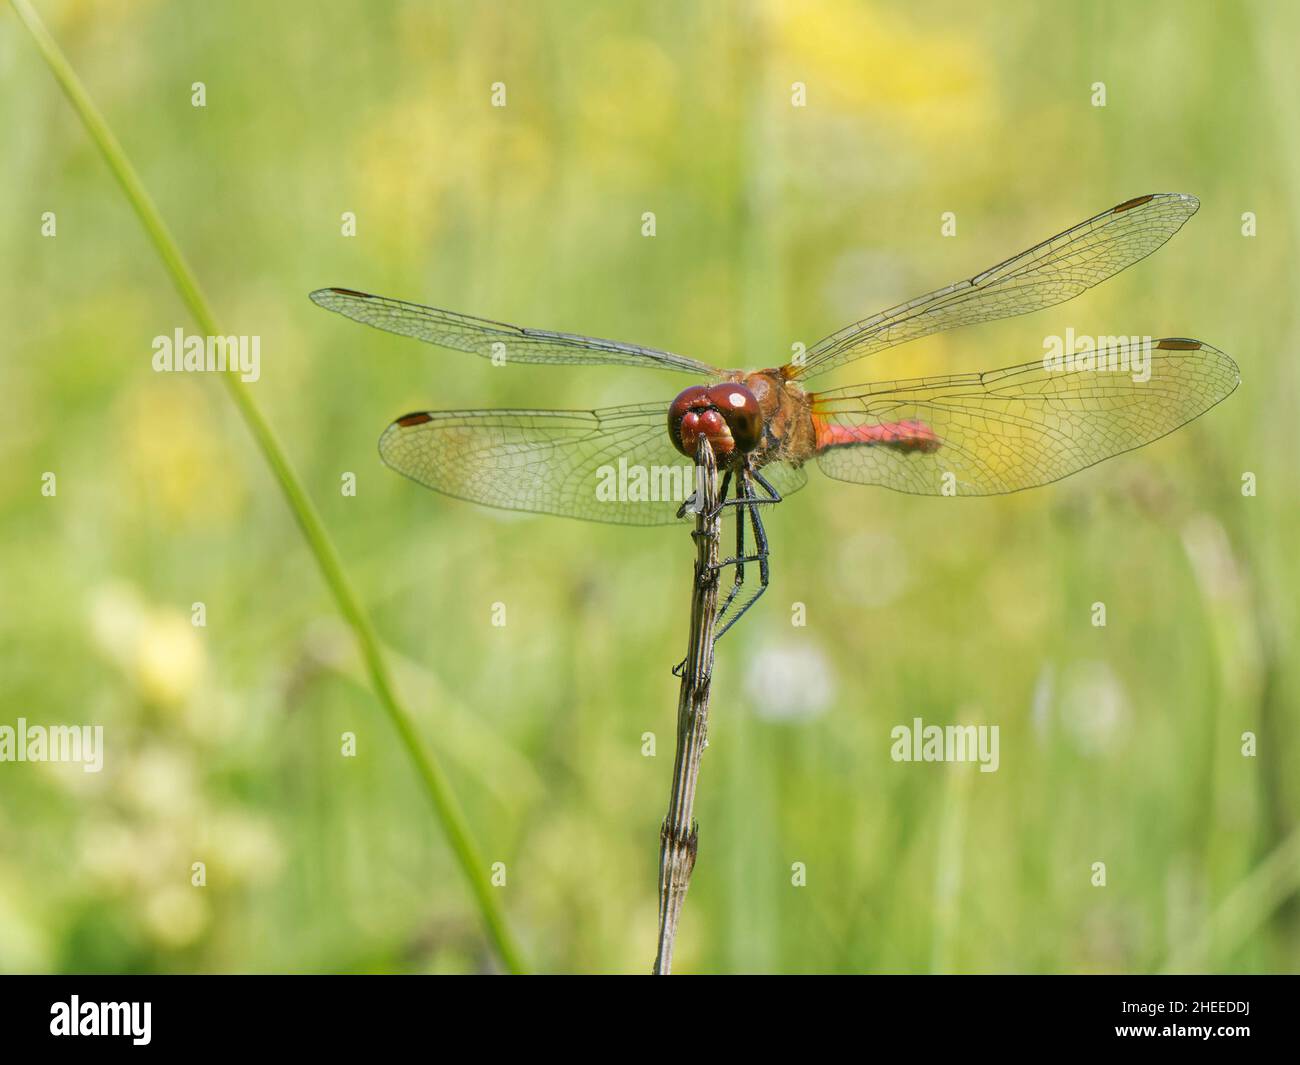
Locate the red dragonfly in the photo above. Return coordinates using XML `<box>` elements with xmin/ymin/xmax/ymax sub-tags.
<box><xmin>312</xmin><ymin>193</ymin><xmax>1238</xmax><ymax>642</ymax></box>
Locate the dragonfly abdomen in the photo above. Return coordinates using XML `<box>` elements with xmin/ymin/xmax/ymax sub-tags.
<box><xmin>812</xmin><ymin>417</ymin><xmax>943</xmax><ymax>454</ymax></box>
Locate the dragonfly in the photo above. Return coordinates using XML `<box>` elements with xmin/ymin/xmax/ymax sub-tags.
<box><xmin>311</xmin><ymin>192</ymin><xmax>1239</xmax><ymax>646</ymax></box>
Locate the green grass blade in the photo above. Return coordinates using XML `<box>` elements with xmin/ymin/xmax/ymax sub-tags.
<box><xmin>9</xmin><ymin>0</ymin><xmax>526</xmax><ymax>975</ymax></box>
<box><xmin>1159</xmin><ymin>824</ymin><xmax>1300</xmax><ymax>974</ymax></box>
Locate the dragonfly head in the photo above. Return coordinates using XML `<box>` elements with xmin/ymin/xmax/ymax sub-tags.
<box><xmin>668</xmin><ymin>383</ymin><xmax>762</xmax><ymax>460</ymax></box>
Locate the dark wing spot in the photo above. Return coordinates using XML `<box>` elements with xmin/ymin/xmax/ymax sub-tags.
<box><xmin>1155</xmin><ymin>338</ymin><xmax>1203</xmax><ymax>350</ymax></box>
<box><xmin>395</xmin><ymin>412</ymin><xmax>434</xmax><ymax>427</ymax></box>
<box><xmin>329</xmin><ymin>287</ymin><xmax>372</xmax><ymax>298</ymax></box>
<box><xmin>1113</xmin><ymin>194</ymin><xmax>1156</xmax><ymax>213</ymax></box>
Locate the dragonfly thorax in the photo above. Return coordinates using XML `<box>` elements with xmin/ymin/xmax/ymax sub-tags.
<box><xmin>668</xmin><ymin>383</ymin><xmax>763</xmax><ymax>460</ymax></box>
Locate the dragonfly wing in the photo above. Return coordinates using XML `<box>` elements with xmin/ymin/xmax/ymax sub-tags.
<box><xmin>379</xmin><ymin>403</ymin><xmax>712</xmax><ymax>525</ymax></box>
<box><xmin>756</xmin><ymin>458</ymin><xmax>810</xmax><ymax>500</ymax></box>
<box><xmin>792</xmin><ymin>193</ymin><xmax>1200</xmax><ymax>382</ymax></box>
<box><xmin>810</xmin><ymin>339</ymin><xmax>1238</xmax><ymax>496</ymax></box>
<box><xmin>311</xmin><ymin>288</ymin><xmax>719</xmax><ymax>376</ymax></box>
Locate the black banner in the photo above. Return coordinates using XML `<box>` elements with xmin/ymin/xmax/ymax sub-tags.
<box><xmin>0</xmin><ymin>974</ymin><xmax>1290</xmax><ymax>1052</ymax></box>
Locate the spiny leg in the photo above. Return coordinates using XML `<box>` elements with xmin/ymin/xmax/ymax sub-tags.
<box><xmin>714</xmin><ymin>467</ymin><xmax>771</xmax><ymax>642</ymax></box>
<box><xmin>712</xmin><ymin>479</ymin><xmax>750</xmax><ymax>628</ymax></box>
<box><xmin>750</xmin><ymin>468</ymin><xmax>783</xmax><ymax>506</ymax></box>
<box><xmin>712</xmin><ymin>465</ymin><xmax>782</xmax><ymax>636</ymax></box>
<box><xmin>710</xmin><ymin>467</ymin><xmax>781</xmax><ymax>521</ymax></box>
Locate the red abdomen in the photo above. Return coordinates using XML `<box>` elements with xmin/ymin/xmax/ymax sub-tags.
<box><xmin>813</xmin><ymin>417</ymin><xmax>942</xmax><ymax>454</ymax></box>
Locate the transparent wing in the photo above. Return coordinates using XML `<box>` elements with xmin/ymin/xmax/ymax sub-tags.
<box><xmin>754</xmin><ymin>457</ymin><xmax>810</xmax><ymax>500</ymax></box>
<box><xmin>809</xmin><ymin>339</ymin><xmax>1238</xmax><ymax>496</ymax></box>
<box><xmin>311</xmin><ymin>287</ymin><xmax>719</xmax><ymax>375</ymax></box>
<box><xmin>792</xmin><ymin>193</ymin><xmax>1200</xmax><ymax>382</ymax></box>
<box><xmin>379</xmin><ymin>403</ymin><xmax>807</xmax><ymax>525</ymax></box>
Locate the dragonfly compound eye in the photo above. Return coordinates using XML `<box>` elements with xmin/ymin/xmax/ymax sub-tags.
<box><xmin>706</xmin><ymin>383</ymin><xmax>762</xmax><ymax>454</ymax></box>
<box><xmin>668</xmin><ymin>383</ymin><xmax>761</xmax><ymax>459</ymax></box>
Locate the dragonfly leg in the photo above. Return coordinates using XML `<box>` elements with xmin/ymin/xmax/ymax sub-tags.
<box><xmin>709</xmin><ymin>468</ymin><xmax>780</xmax><ymax>520</ymax></box>
<box><xmin>750</xmin><ymin>468</ymin><xmax>783</xmax><ymax>504</ymax></box>
<box><xmin>713</xmin><ymin>482</ymin><xmax>750</xmax><ymax>626</ymax></box>
<box><xmin>713</xmin><ymin>465</ymin><xmax>780</xmax><ymax>576</ymax></box>
<box><xmin>713</xmin><ymin>468</ymin><xmax>770</xmax><ymax>643</ymax></box>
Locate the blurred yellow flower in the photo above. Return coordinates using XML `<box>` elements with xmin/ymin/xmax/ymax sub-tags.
<box><xmin>89</xmin><ymin>582</ymin><xmax>206</xmax><ymax>709</ymax></box>
<box><xmin>142</xmin><ymin>883</ymin><xmax>210</xmax><ymax>950</ymax></box>
<box><xmin>207</xmin><ymin>812</ymin><xmax>283</xmax><ymax>885</ymax></box>
<box><xmin>79</xmin><ymin>822</ymin><xmax>144</xmax><ymax>893</ymax></box>
<box><xmin>767</xmin><ymin>0</ymin><xmax>995</xmax><ymax>145</ymax></box>
<box><xmin>135</xmin><ymin>612</ymin><xmax>205</xmax><ymax>709</ymax></box>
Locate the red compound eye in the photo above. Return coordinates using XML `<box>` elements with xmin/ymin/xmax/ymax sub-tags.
<box><xmin>667</xmin><ymin>383</ymin><xmax>762</xmax><ymax>458</ymax></box>
<box><xmin>667</xmin><ymin>386</ymin><xmax>710</xmax><ymax>457</ymax></box>
<box><xmin>706</xmin><ymin>383</ymin><xmax>762</xmax><ymax>453</ymax></box>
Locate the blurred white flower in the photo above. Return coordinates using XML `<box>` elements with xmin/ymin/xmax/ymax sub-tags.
<box><xmin>744</xmin><ymin>641</ymin><xmax>835</xmax><ymax>722</ymax></box>
<box><xmin>1061</xmin><ymin>660</ymin><xmax>1128</xmax><ymax>755</ymax></box>
<box><xmin>121</xmin><ymin>746</ymin><xmax>199</xmax><ymax>820</ymax></box>
<box><xmin>89</xmin><ymin>581</ymin><xmax>146</xmax><ymax>665</ymax></box>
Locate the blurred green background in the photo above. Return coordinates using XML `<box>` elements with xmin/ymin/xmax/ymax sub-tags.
<box><xmin>1</xmin><ymin>0</ymin><xmax>1297</xmax><ymax>974</ymax></box>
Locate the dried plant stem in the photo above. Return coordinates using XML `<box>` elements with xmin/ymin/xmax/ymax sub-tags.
<box><xmin>654</xmin><ymin>438</ymin><xmax>722</xmax><ymax>975</ymax></box>
<box><xmin>10</xmin><ymin>0</ymin><xmax>525</xmax><ymax>973</ymax></box>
